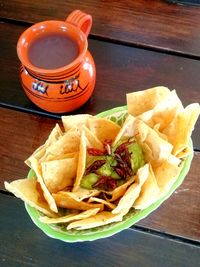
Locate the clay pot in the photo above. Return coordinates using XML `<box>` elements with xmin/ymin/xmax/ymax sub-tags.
<box><xmin>17</xmin><ymin>10</ymin><xmax>96</xmax><ymax>113</ymax></box>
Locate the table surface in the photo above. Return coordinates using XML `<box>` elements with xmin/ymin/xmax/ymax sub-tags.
<box><xmin>0</xmin><ymin>1</ymin><xmax>200</xmax><ymax>266</ymax></box>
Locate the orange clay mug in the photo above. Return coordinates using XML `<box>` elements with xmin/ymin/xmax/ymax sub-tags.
<box><xmin>17</xmin><ymin>10</ymin><xmax>96</xmax><ymax>113</ymax></box>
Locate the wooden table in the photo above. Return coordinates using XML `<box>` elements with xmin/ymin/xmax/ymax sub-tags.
<box><xmin>0</xmin><ymin>1</ymin><xmax>200</xmax><ymax>266</ymax></box>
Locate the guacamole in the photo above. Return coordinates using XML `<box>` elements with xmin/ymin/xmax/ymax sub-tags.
<box><xmin>80</xmin><ymin>138</ymin><xmax>145</xmax><ymax>191</ymax></box>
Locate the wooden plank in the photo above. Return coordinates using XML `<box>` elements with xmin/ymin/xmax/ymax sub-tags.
<box><xmin>0</xmin><ymin>22</ymin><xmax>200</xmax><ymax>148</ymax></box>
<box><xmin>138</xmin><ymin>151</ymin><xmax>200</xmax><ymax>241</ymax></box>
<box><xmin>0</xmin><ymin>108</ymin><xmax>58</xmax><ymax>181</ymax></box>
<box><xmin>1</xmin><ymin>108</ymin><xmax>200</xmax><ymax>241</ymax></box>
<box><xmin>0</xmin><ymin>193</ymin><xmax>199</xmax><ymax>267</ymax></box>
<box><xmin>1</xmin><ymin>1</ymin><xmax>200</xmax><ymax>57</ymax></box>
<box><xmin>165</xmin><ymin>0</ymin><xmax>200</xmax><ymax>6</ymax></box>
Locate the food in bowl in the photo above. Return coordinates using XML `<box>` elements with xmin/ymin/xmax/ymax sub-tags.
<box><xmin>5</xmin><ymin>86</ymin><xmax>200</xmax><ymax>236</ymax></box>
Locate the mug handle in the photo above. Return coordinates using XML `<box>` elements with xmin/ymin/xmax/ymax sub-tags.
<box><xmin>66</xmin><ymin>10</ymin><xmax>92</xmax><ymax>37</ymax></box>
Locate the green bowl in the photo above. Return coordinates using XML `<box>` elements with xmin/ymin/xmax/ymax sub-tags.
<box><xmin>25</xmin><ymin>106</ymin><xmax>193</xmax><ymax>242</ymax></box>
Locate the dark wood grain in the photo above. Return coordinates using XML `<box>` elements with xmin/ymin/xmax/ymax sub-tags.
<box><xmin>1</xmin><ymin>0</ymin><xmax>200</xmax><ymax>57</ymax></box>
<box><xmin>0</xmin><ymin>193</ymin><xmax>199</xmax><ymax>267</ymax></box>
<box><xmin>0</xmin><ymin>22</ymin><xmax>200</xmax><ymax>148</ymax></box>
<box><xmin>1</xmin><ymin>0</ymin><xmax>200</xmax><ymax>262</ymax></box>
<box><xmin>1</xmin><ymin>107</ymin><xmax>200</xmax><ymax>241</ymax></box>
<box><xmin>0</xmin><ymin>108</ymin><xmax>59</xmax><ymax>181</ymax></box>
<box><xmin>138</xmin><ymin>151</ymin><xmax>200</xmax><ymax>241</ymax></box>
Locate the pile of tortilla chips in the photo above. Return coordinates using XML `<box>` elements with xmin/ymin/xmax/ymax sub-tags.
<box><xmin>5</xmin><ymin>86</ymin><xmax>200</xmax><ymax>231</ymax></box>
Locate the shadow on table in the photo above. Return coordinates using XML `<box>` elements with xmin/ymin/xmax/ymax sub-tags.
<box><xmin>165</xmin><ymin>0</ymin><xmax>200</xmax><ymax>6</ymax></box>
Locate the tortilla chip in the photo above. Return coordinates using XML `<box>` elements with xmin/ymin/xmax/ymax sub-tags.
<box><xmin>154</xmin><ymin>160</ymin><xmax>181</xmax><ymax>196</ymax></box>
<box><xmin>4</xmin><ymin>179</ymin><xmax>56</xmax><ymax>217</ymax></box>
<box><xmin>25</xmin><ymin>124</ymin><xmax>63</xmax><ymax>167</ymax></box>
<box><xmin>30</xmin><ymin>157</ymin><xmax>58</xmax><ymax>213</ymax></box>
<box><xmin>104</xmin><ymin>177</ymin><xmax>136</xmax><ymax>202</ymax></box>
<box><xmin>113</xmin><ymin>115</ymin><xmax>138</xmax><ymax>146</ymax></box>
<box><xmin>168</xmin><ymin>154</ymin><xmax>181</xmax><ymax>166</ymax></box>
<box><xmin>52</xmin><ymin>191</ymin><xmax>104</xmax><ymax>211</ymax></box>
<box><xmin>127</xmin><ymin>86</ymin><xmax>171</xmax><ymax>117</ymax></box>
<box><xmin>41</xmin><ymin>155</ymin><xmax>78</xmax><ymax>193</ymax></box>
<box><xmin>88</xmin><ymin>197</ymin><xmax>116</xmax><ymax>210</ymax></box>
<box><xmin>73</xmin><ymin>131</ymin><xmax>87</xmax><ymax>191</ymax></box>
<box><xmin>62</xmin><ymin>114</ymin><xmax>92</xmax><ymax>132</ymax></box>
<box><xmin>39</xmin><ymin>208</ymin><xmax>100</xmax><ymax>224</ymax></box>
<box><xmin>176</xmin><ymin>147</ymin><xmax>192</xmax><ymax>159</ymax></box>
<box><xmin>163</xmin><ymin>103</ymin><xmax>200</xmax><ymax>156</ymax></box>
<box><xmin>64</xmin><ymin>188</ymin><xmax>100</xmax><ymax>201</ymax></box>
<box><xmin>112</xmin><ymin>164</ymin><xmax>149</xmax><ymax>215</ymax></box>
<box><xmin>133</xmin><ymin>164</ymin><xmax>160</xmax><ymax>210</ymax></box>
<box><xmin>44</xmin><ymin>127</ymin><xmax>81</xmax><ymax>159</ymax></box>
<box><xmin>114</xmin><ymin>115</ymin><xmax>173</xmax><ymax>168</ymax></box>
<box><xmin>67</xmin><ymin>211</ymin><xmax>123</xmax><ymax>230</ymax></box>
<box><xmin>136</xmin><ymin>119</ymin><xmax>173</xmax><ymax>167</ymax></box>
<box><xmin>137</xmin><ymin>90</ymin><xmax>183</xmax><ymax>131</ymax></box>
<box><xmin>88</xmin><ymin>117</ymin><xmax>121</xmax><ymax>143</ymax></box>
<box><xmin>153</xmin><ymin>124</ymin><xmax>168</xmax><ymax>141</ymax></box>
<box><xmin>43</xmin><ymin>152</ymin><xmax>77</xmax><ymax>162</ymax></box>
<box><xmin>72</xmin><ymin>126</ymin><xmax>106</xmax><ymax>192</ymax></box>
<box><xmin>83</xmin><ymin>125</ymin><xmax>104</xmax><ymax>150</ymax></box>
